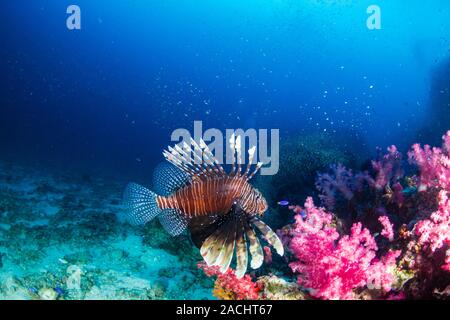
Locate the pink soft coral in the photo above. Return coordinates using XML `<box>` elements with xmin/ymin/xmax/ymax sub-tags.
<box><xmin>315</xmin><ymin>164</ymin><xmax>377</xmax><ymax>210</ymax></box>
<box><xmin>443</xmin><ymin>245</ymin><xmax>450</xmax><ymax>272</ymax></box>
<box><xmin>378</xmin><ymin>215</ymin><xmax>395</xmax><ymax>242</ymax></box>
<box><xmin>289</xmin><ymin>197</ymin><xmax>400</xmax><ymax>300</ymax></box>
<box><xmin>372</xmin><ymin>145</ymin><xmax>404</xmax><ymax>190</ymax></box>
<box><xmin>315</xmin><ymin>164</ymin><xmax>355</xmax><ymax>209</ymax></box>
<box><xmin>408</xmin><ymin>131</ymin><xmax>450</xmax><ymax>191</ymax></box>
<box><xmin>414</xmin><ymin>190</ymin><xmax>450</xmax><ymax>255</ymax></box>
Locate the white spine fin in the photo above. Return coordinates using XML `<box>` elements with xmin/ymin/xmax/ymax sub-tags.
<box><xmin>247</xmin><ymin>162</ymin><xmax>263</xmax><ymax>181</ymax></box>
<box><xmin>235</xmin><ymin>135</ymin><xmax>243</xmax><ymax>176</ymax></box>
<box><xmin>180</xmin><ymin>142</ymin><xmax>211</xmax><ymax>177</ymax></box>
<box><xmin>163</xmin><ymin>137</ymin><xmax>227</xmax><ymax>179</ymax></box>
<box><xmin>197</xmin><ymin>138</ymin><xmax>226</xmax><ymax>176</ymax></box>
<box><xmin>244</xmin><ymin>145</ymin><xmax>256</xmax><ymax>177</ymax></box>
<box><xmin>229</xmin><ymin>133</ymin><xmax>236</xmax><ymax>175</ymax></box>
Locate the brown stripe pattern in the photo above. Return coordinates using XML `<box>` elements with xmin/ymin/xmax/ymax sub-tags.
<box><xmin>156</xmin><ymin>176</ymin><xmax>260</xmax><ymax>218</ymax></box>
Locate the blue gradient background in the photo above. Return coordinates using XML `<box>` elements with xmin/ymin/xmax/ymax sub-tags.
<box><xmin>1</xmin><ymin>1</ymin><xmax>449</xmax><ymax>179</ymax></box>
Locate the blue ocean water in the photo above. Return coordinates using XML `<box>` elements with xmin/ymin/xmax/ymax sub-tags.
<box><xmin>0</xmin><ymin>1</ymin><xmax>449</xmax><ymax>300</ymax></box>
<box><xmin>1</xmin><ymin>0</ymin><xmax>449</xmax><ymax>177</ymax></box>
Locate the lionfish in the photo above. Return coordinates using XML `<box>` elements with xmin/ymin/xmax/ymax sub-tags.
<box><xmin>123</xmin><ymin>135</ymin><xmax>284</xmax><ymax>278</ymax></box>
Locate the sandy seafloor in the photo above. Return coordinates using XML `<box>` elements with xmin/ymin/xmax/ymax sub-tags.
<box><xmin>0</xmin><ymin>161</ymin><xmax>214</xmax><ymax>300</ymax></box>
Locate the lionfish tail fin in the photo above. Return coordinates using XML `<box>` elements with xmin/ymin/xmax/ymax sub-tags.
<box><xmin>123</xmin><ymin>182</ymin><xmax>161</xmax><ymax>225</ymax></box>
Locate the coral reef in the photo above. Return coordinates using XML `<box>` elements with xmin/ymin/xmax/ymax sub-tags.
<box><xmin>199</xmin><ymin>131</ymin><xmax>450</xmax><ymax>300</ymax></box>
<box><xmin>408</xmin><ymin>131</ymin><xmax>450</xmax><ymax>191</ymax></box>
<box><xmin>198</xmin><ymin>263</ymin><xmax>260</xmax><ymax>300</ymax></box>
<box><xmin>2</xmin><ymin>130</ymin><xmax>450</xmax><ymax>300</ymax></box>
<box><xmin>256</xmin><ymin>275</ymin><xmax>307</xmax><ymax>300</ymax></box>
<box><xmin>198</xmin><ymin>263</ymin><xmax>307</xmax><ymax>300</ymax></box>
<box><xmin>287</xmin><ymin>197</ymin><xmax>400</xmax><ymax>300</ymax></box>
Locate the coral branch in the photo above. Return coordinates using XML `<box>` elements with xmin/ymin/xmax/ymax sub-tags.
<box><xmin>288</xmin><ymin>198</ymin><xmax>400</xmax><ymax>300</ymax></box>
<box><xmin>408</xmin><ymin>131</ymin><xmax>450</xmax><ymax>191</ymax></box>
<box><xmin>197</xmin><ymin>263</ymin><xmax>260</xmax><ymax>300</ymax></box>
<box><xmin>378</xmin><ymin>216</ymin><xmax>395</xmax><ymax>242</ymax></box>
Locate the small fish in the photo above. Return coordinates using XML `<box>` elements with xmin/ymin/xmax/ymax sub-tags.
<box><xmin>277</xmin><ymin>200</ymin><xmax>289</xmax><ymax>206</ymax></box>
<box><xmin>299</xmin><ymin>210</ymin><xmax>307</xmax><ymax>219</ymax></box>
<box><xmin>123</xmin><ymin>135</ymin><xmax>284</xmax><ymax>278</ymax></box>
<box><xmin>29</xmin><ymin>287</ymin><xmax>38</xmax><ymax>294</ymax></box>
<box><xmin>54</xmin><ymin>286</ymin><xmax>64</xmax><ymax>296</ymax></box>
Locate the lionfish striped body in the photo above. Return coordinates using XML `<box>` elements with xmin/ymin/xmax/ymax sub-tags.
<box><xmin>156</xmin><ymin>176</ymin><xmax>264</xmax><ymax>218</ymax></box>
<box><xmin>123</xmin><ymin>135</ymin><xmax>284</xmax><ymax>278</ymax></box>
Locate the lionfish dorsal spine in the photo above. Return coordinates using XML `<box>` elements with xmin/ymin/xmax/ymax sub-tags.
<box><xmin>163</xmin><ymin>134</ymin><xmax>264</xmax><ymax>180</ymax></box>
<box><xmin>235</xmin><ymin>135</ymin><xmax>243</xmax><ymax>175</ymax></box>
<box><xmin>184</xmin><ymin>140</ymin><xmax>217</xmax><ymax>178</ymax></box>
<box><xmin>243</xmin><ymin>146</ymin><xmax>256</xmax><ymax>177</ymax></box>
<box><xmin>196</xmin><ymin>138</ymin><xmax>226</xmax><ymax>176</ymax></box>
<box><xmin>247</xmin><ymin>161</ymin><xmax>263</xmax><ymax>181</ymax></box>
<box><xmin>174</xmin><ymin>144</ymin><xmax>205</xmax><ymax>176</ymax></box>
<box><xmin>163</xmin><ymin>148</ymin><xmax>197</xmax><ymax>177</ymax></box>
<box><xmin>198</xmin><ymin>138</ymin><xmax>226</xmax><ymax>176</ymax></box>
<box><xmin>228</xmin><ymin>133</ymin><xmax>237</xmax><ymax>176</ymax></box>
<box><xmin>229</xmin><ymin>134</ymin><xmax>264</xmax><ymax>180</ymax></box>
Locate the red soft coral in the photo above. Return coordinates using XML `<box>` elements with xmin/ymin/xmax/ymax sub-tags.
<box><xmin>198</xmin><ymin>263</ymin><xmax>260</xmax><ymax>300</ymax></box>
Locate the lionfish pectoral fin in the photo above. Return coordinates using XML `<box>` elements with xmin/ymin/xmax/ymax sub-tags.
<box><xmin>193</xmin><ymin>204</ymin><xmax>280</xmax><ymax>278</ymax></box>
<box><xmin>213</xmin><ymin>215</ymin><xmax>237</xmax><ymax>273</ymax></box>
<box><xmin>250</xmin><ymin>217</ymin><xmax>284</xmax><ymax>256</ymax></box>
<box><xmin>244</xmin><ymin>219</ymin><xmax>264</xmax><ymax>269</ymax></box>
<box><xmin>123</xmin><ymin>183</ymin><xmax>161</xmax><ymax>225</ymax></box>
<box><xmin>200</xmin><ymin>218</ymin><xmax>232</xmax><ymax>266</ymax></box>
<box><xmin>158</xmin><ymin>208</ymin><xmax>187</xmax><ymax>236</ymax></box>
<box><xmin>188</xmin><ymin>214</ymin><xmax>222</xmax><ymax>248</ymax></box>
<box><xmin>234</xmin><ymin>217</ymin><xmax>249</xmax><ymax>279</ymax></box>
